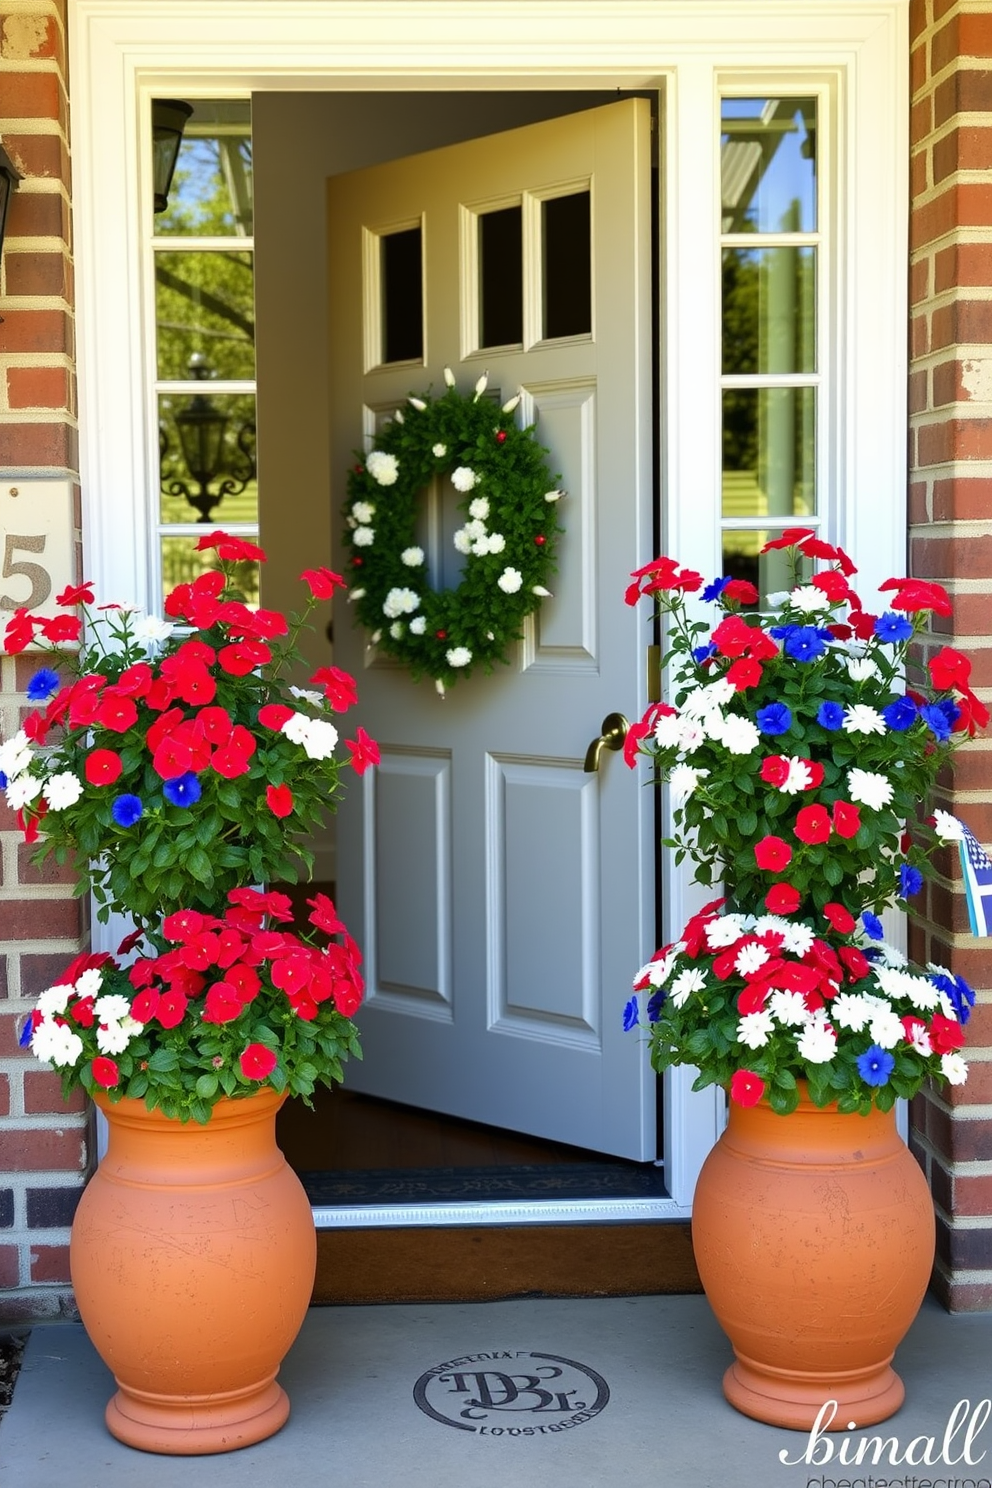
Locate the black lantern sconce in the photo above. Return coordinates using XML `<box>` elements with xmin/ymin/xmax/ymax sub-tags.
<box><xmin>152</xmin><ymin>99</ymin><xmax>194</xmax><ymax>213</ymax></box>
<box><xmin>160</xmin><ymin>354</ymin><xmax>256</xmax><ymax>523</ymax></box>
<box><xmin>0</xmin><ymin>143</ymin><xmax>22</xmax><ymax>280</ymax></box>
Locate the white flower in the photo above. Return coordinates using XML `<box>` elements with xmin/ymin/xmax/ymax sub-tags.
<box><xmin>94</xmin><ymin>994</ymin><xmax>133</xmax><ymax>1023</ymax></box>
<box><xmin>96</xmin><ymin>1018</ymin><xmax>141</xmax><ymax>1055</ymax></box>
<box><xmin>933</xmin><ymin>809</ymin><xmax>965</xmax><ymax>842</ymax></box>
<box><xmin>451</xmin><ymin>466</ymin><xmax>478</xmax><ymax>492</ymax></box>
<box><xmin>366</xmin><ymin>450</ymin><xmax>399</xmax><ymax>486</ymax></box>
<box><xmin>446</xmin><ymin>647</ymin><xmax>472</xmax><ymax>668</ymax></box>
<box><xmin>705</xmin><ymin>915</ymin><xmax>747</xmax><ymax>950</ymax></box>
<box><xmin>37</xmin><ymin>985</ymin><xmax>73</xmax><ymax>1018</ymax></box>
<box><xmin>474</xmin><ymin>372</ymin><xmax>489</xmax><ymax>399</ymax></box>
<box><xmin>382</xmin><ymin>587</ymin><xmax>420</xmax><ymax>619</ymax></box>
<box><xmin>74</xmin><ymin>967</ymin><xmax>104</xmax><ymax>999</ymax></box>
<box><xmin>409</xmin><ymin>616</ymin><xmax>427</xmax><ymax>636</ymax></box>
<box><xmin>941</xmin><ymin>1052</ymin><xmax>968</xmax><ymax>1085</ymax></box>
<box><xmin>875</xmin><ymin>940</ymin><xmax>907</xmax><ymax>969</ymax></box>
<box><xmin>43</xmin><ymin>772</ymin><xmax>84</xmax><ymax>811</ymax></box>
<box><xmin>906</xmin><ymin>1022</ymin><xmax>933</xmax><ymax>1056</ymax></box>
<box><xmin>0</xmin><ymin>731</ymin><xmax>33</xmax><ymax>780</ymax></box>
<box><xmin>544</xmin><ymin>490</ymin><xmax>564</xmax><ymax>502</ymax></box>
<box><xmin>432</xmin><ymin>443</ymin><xmax>447</xmax><ymax>458</ymax></box>
<box><xmin>846</xmin><ymin>767</ymin><xmax>894</xmax><ymax>811</ymax></box>
<box><xmin>453</xmin><ymin>528</ymin><xmax>473</xmax><ymax>555</ymax></box>
<box><xmin>443</xmin><ymin>366</ymin><xmax>456</xmax><ymax>387</ymax></box>
<box><xmin>290</xmin><ymin>686</ymin><xmax>323</xmax><ymax>707</ymax></box>
<box><xmin>768</xmin><ymin>990</ymin><xmax>808</xmax><ymax>1026</ymax></box>
<box><xmin>347</xmin><ymin>587</ymin><xmax>366</xmax><ymax>603</ymax></box>
<box><xmin>131</xmin><ymin>614</ymin><xmax>175</xmax><ymax>648</ymax></box>
<box><xmin>683</xmin><ymin>679</ymin><xmax>736</xmax><ymax>715</ymax></box>
<box><xmin>735</xmin><ymin>942</ymin><xmax>770</xmax><ymax>977</ymax></box>
<box><xmin>469</xmin><ymin>497</ymin><xmax>490</xmax><ymax>521</ymax></box>
<box><xmin>676</xmin><ymin>719</ymin><xmax>706</xmax><ymax>754</ymax></box>
<box><xmin>752</xmin><ymin>914</ymin><xmax>790</xmax><ymax>939</ymax></box>
<box><xmin>843</xmin><ymin>704</ymin><xmax>886</xmax><ymax>736</ymax></box>
<box><xmin>502</xmin><ymin>394</ymin><xmax>521</xmax><ymax>413</ymax></box>
<box><xmin>869</xmin><ymin>1009</ymin><xmax>906</xmax><ymax>1049</ymax></box>
<box><xmin>669</xmin><ymin>764</ymin><xmax>709</xmax><ymax>805</ymax></box>
<box><xmin>831</xmin><ymin>993</ymin><xmax>873</xmax><ymax>1031</ymax></box>
<box><xmin>796</xmin><ymin>1018</ymin><xmax>838</xmax><ymax>1064</ymax></box>
<box><xmin>497</xmin><ymin>568</ymin><xmax>523</xmax><ymax>595</ymax></box>
<box><xmin>389</xmin><ymin>622</ymin><xmax>405</xmax><ymax>639</ymax></box>
<box><xmin>487</xmin><ymin>533</ymin><xmax>506</xmax><ymax>555</ymax></box>
<box><xmin>6</xmin><ymin>774</ymin><xmax>41</xmax><ymax>811</ymax></box>
<box><xmin>846</xmin><ymin>657</ymin><xmax>881</xmax><ymax>682</ymax></box>
<box><xmin>282</xmin><ymin>712</ymin><xmax>339</xmax><ymax>760</ymax></box>
<box><xmin>464</xmin><ymin>518</ymin><xmax>487</xmax><ymax>541</ymax></box>
<box><xmin>31</xmin><ymin>1019</ymin><xmax>83</xmax><ymax>1067</ymax></box>
<box><xmin>408</xmin><ymin>396</ymin><xmax>426</xmax><ymax>411</ymax></box>
<box><xmin>781</xmin><ymin>923</ymin><xmax>816</xmax><ymax>958</ymax></box>
<box><xmin>737</xmin><ymin>1010</ymin><xmax>775</xmax><ymax>1049</ymax></box>
<box><xmin>394</xmin><ymin>410</ymin><xmax>405</xmax><ymax>424</ymax></box>
<box><xmin>401</xmin><ymin>546</ymin><xmax>424</xmax><ymax>567</ymax></box>
<box><xmin>782</xmin><ymin>757</ymin><xmax>813</xmax><ymax>794</ymax></box>
<box><xmin>717</xmin><ymin>714</ymin><xmax>761</xmax><ymax>755</ymax></box>
<box><xmin>670</xmin><ymin>966</ymin><xmax>707</xmax><ymax>1007</ymax></box>
<box><xmin>436</xmin><ymin>679</ymin><xmax>446</xmax><ymax>696</ymax></box>
<box><xmin>351</xmin><ymin>500</ymin><xmax>375</xmax><ymax>524</ymax></box>
<box><xmin>790</xmin><ymin>585</ymin><xmax>831</xmax><ymax>613</ymax></box>
<box><xmin>353</xmin><ymin>526</ymin><xmax>375</xmax><ymax>547</ymax></box>
<box><xmin>653</xmin><ymin>713</ymin><xmax>682</xmax><ymax>749</ymax></box>
<box><xmin>765</xmin><ymin>590</ymin><xmax>791</xmax><ymax>608</ymax></box>
<box><xmin>700</xmin><ymin>709</ymin><xmax>727</xmax><ymax>742</ymax></box>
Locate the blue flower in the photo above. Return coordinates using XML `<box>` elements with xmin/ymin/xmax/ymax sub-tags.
<box><xmin>112</xmin><ymin>794</ymin><xmax>143</xmax><ymax>828</ymax></box>
<box><xmin>692</xmin><ymin>643</ymin><xmax>717</xmax><ymax>664</ymax></box>
<box><xmin>646</xmin><ymin>990</ymin><xmax>666</xmax><ymax>1022</ymax></box>
<box><xmin>0</xmin><ymin>771</ymin><xmax>6</xmax><ymax>791</ymax></box>
<box><xmin>18</xmin><ymin>1015</ymin><xmax>35</xmax><ymax>1049</ymax></box>
<box><xmin>770</xmin><ymin>624</ymin><xmax>796</xmax><ymax>641</ymax></box>
<box><xmin>163</xmin><ymin>772</ymin><xmax>202</xmax><ymax>808</ymax></box>
<box><xmin>815</xmin><ymin>700</ymin><xmax>844</xmax><ymax>730</ymax></box>
<box><xmin>899</xmin><ymin>863</ymin><xmax>924</xmax><ymax>898</ymax></box>
<box><xmin>873</xmin><ymin>611</ymin><xmax>914</xmax><ymax>645</ymax></box>
<box><xmin>623</xmin><ymin>996</ymin><xmax>639</xmax><ymax>1032</ymax></box>
<box><xmin>702</xmin><ymin>577</ymin><xmax>731</xmax><ymax>603</ymax></box>
<box><xmin>26</xmin><ymin>668</ymin><xmax>60</xmax><ymax>703</ymax></box>
<box><xmin>920</xmin><ymin>703</ymin><xmax>953</xmax><ymax>741</ymax></box>
<box><xmin>882</xmin><ymin>695</ymin><xmax>918</xmax><ymax>732</ymax></box>
<box><xmin>936</xmin><ymin>697</ymin><xmax>961</xmax><ymax>729</ymax></box>
<box><xmin>856</xmin><ymin>1044</ymin><xmax>895</xmax><ymax>1086</ymax></box>
<box><xmin>930</xmin><ymin>970</ymin><xmax>975</xmax><ymax>1025</ymax></box>
<box><xmin>861</xmin><ymin>911</ymin><xmax>884</xmax><ymax>940</ymax></box>
<box><xmin>784</xmin><ymin>626</ymin><xmax>828</xmax><ymax>663</ymax></box>
<box><xmin>756</xmin><ymin>702</ymin><xmax>792</xmax><ymax>736</ymax></box>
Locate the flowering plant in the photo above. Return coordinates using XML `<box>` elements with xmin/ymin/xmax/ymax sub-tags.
<box><xmin>20</xmin><ymin>888</ymin><xmax>363</xmax><ymax>1122</ymax></box>
<box><xmin>1</xmin><ymin>532</ymin><xmax>379</xmax><ymax>927</ymax></box>
<box><xmin>623</xmin><ymin>527</ymin><xmax>987</xmax><ymax>1114</ymax></box>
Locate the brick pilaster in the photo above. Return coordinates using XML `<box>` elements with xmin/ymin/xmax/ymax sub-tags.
<box><xmin>908</xmin><ymin>0</ymin><xmax>992</xmax><ymax>1311</ymax></box>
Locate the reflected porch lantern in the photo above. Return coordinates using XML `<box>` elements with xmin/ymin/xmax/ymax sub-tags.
<box><xmin>152</xmin><ymin>99</ymin><xmax>193</xmax><ymax>213</ymax></box>
<box><xmin>174</xmin><ymin>354</ymin><xmax>229</xmax><ymax>517</ymax></box>
<box><xmin>0</xmin><ymin>144</ymin><xmax>22</xmax><ymax>269</ymax></box>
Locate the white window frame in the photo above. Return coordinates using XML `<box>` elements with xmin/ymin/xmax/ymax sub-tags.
<box><xmin>68</xmin><ymin>0</ymin><xmax>908</xmax><ymax>1208</ymax></box>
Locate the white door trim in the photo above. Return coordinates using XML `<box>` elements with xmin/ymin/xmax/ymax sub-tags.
<box><xmin>69</xmin><ymin>0</ymin><xmax>908</xmax><ymax>1213</ymax></box>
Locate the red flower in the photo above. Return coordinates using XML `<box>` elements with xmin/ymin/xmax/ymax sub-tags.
<box><xmin>226</xmin><ymin>964</ymin><xmax>261</xmax><ymax>1002</ymax></box>
<box><xmin>301</xmin><ymin>567</ymin><xmax>346</xmax><ymax>600</ymax></box>
<box><xmin>116</xmin><ymin>662</ymin><xmax>153</xmax><ymax>698</ymax></box>
<box><xmin>162</xmin><ymin>909</ymin><xmax>208</xmax><ymax>942</ymax></box>
<box><xmin>160</xmin><ymin>652</ymin><xmax>216</xmax><ymax>707</ymax></box>
<box><xmin>332</xmin><ymin>978</ymin><xmax>363</xmax><ymax>1016</ymax></box>
<box><xmin>308</xmin><ymin>893</ymin><xmax>346</xmax><ymax>935</ymax></box>
<box><xmin>195</xmin><ymin>530</ymin><xmax>268</xmax><ymax>562</ymax></box>
<box><xmin>760</xmin><ymin>756</ymin><xmax>790</xmax><ymax>788</ymax></box>
<box><xmin>928</xmin><ymin>645</ymin><xmax>971</xmax><ymax>692</ymax></box>
<box><xmin>879</xmin><ymin>576</ymin><xmax>953</xmax><ymax>616</ymax></box>
<box><xmin>831</xmin><ymin>800</ymin><xmax>861</xmax><ymax>839</ymax></box>
<box><xmin>805</xmin><ymin>760</ymin><xmax>825</xmax><ymax>788</ymax></box>
<box><xmin>310</xmin><ymin>666</ymin><xmax>359</xmax><ymax>712</ymax></box>
<box><xmin>69</xmin><ymin>996</ymin><xmax>96</xmax><ymax>1027</ymax></box>
<box><xmin>84</xmin><ymin>749</ymin><xmax>123</xmax><ymax>786</ymax></box>
<box><xmin>240</xmin><ymin>1042</ymin><xmax>278</xmax><ymax>1080</ymax></box>
<box><xmin>202</xmin><ymin>983</ymin><xmax>245</xmax><ymax>1024</ymax></box>
<box><xmin>346</xmin><ymin>726</ymin><xmax>380</xmax><ymax>775</ymax></box>
<box><xmin>266</xmin><ymin>783</ymin><xmax>294</xmax><ymax>818</ymax></box>
<box><xmin>3</xmin><ymin>609</ymin><xmax>37</xmax><ymax>653</ymax></box>
<box><xmin>744</xmin><ymin>628</ymin><xmax>779</xmax><ymax>661</ymax></box>
<box><xmin>711</xmin><ymin>614</ymin><xmax>754</xmax><ymax>658</ymax></box>
<box><xmin>838</xmin><ymin>945</ymin><xmax>871</xmax><ymax>980</ymax></box>
<box><xmin>759</xmin><ymin>527</ymin><xmax>815</xmax><ymax>553</ymax></box>
<box><xmin>929</xmin><ymin>1013</ymin><xmax>965</xmax><ymax>1053</ymax></box>
<box><xmin>152</xmin><ymin>734</ymin><xmax>194</xmax><ymax>781</ymax></box>
<box><xmin>95</xmin><ymin>689</ymin><xmax>139</xmax><ymax>734</ymax></box>
<box><xmin>754</xmin><ymin>835</ymin><xmax>793</xmax><ymax>872</ymax></box>
<box><xmin>811</xmin><ymin>569</ymin><xmax>852</xmax><ymax>602</ymax></box>
<box><xmin>765</xmin><ymin>882</ymin><xmax>801</xmax><ymax>914</ymax></box>
<box><xmin>38</xmin><ymin>614</ymin><xmax>82</xmax><ymax>644</ymax></box>
<box><xmin>210</xmin><ymin>725</ymin><xmax>256</xmax><ymax>779</ymax></box>
<box><xmin>130</xmin><ymin>988</ymin><xmax>160</xmax><ymax>1024</ymax></box>
<box><xmin>56</xmin><ymin>581</ymin><xmax>95</xmax><ymax>607</ymax></box>
<box><xmin>726</xmin><ymin>656</ymin><xmax>763</xmax><ymax>691</ymax></box>
<box><xmin>822</xmin><ymin>902</ymin><xmax>856</xmax><ymax>934</ymax></box>
<box><xmin>848</xmin><ymin>609</ymin><xmax>879</xmax><ymax>642</ymax></box>
<box><xmin>794</xmin><ymin>804</ymin><xmax>831</xmax><ymax>845</ymax></box>
<box><xmin>196</xmin><ymin>705</ymin><xmax>234</xmax><ymax>745</ymax></box>
<box><xmin>91</xmin><ymin>1056</ymin><xmax>120</xmax><ymax>1089</ymax></box>
<box><xmin>258</xmin><ymin>703</ymin><xmax>294</xmax><ymax>730</ymax></box>
<box><xmin>729</xmin><ymin>1069</ymin><xmax>766</xmax><ymax>1107</ymax></box>
<box><xmin>722</xmin><ymin>578</ymin><xmax>759</xmax><ymax>604</ymax></box>
<box><xmin>219</xmin><ymin>640</ymin><xmax>272</xmax><ymax>676</ymax></box>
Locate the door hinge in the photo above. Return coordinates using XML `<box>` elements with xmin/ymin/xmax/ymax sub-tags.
<box><xmin>646</xmin><ymin>644</ymin><xmax>661</xmax><ymax>704</ymax></box>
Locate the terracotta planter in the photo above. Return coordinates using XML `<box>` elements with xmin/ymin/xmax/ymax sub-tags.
<box><xmin>70</xmin><ymin>1088</ymin><xmax>316</xmax><ymax>1455</ymax></box>
<box><xmin>691</xmin><ymin>1087</ymin><xmax>935</xmax><ymax>1431</ymax></box>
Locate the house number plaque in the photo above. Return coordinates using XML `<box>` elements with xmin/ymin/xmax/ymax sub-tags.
<box><xmin>0</xmin><ymin>480</ymin><xmax>74</xmax><ymax>648</ymax></box>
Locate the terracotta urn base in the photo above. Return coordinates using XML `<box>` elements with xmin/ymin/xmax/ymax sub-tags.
<box><xmin>70</xmin><ymin>1089</ymin><xmax>316</xmax><ymax>1455</ymax></box>
<box><xmin>691</xmin><ymin>1089</ymin><xmax>935</xmax><ymax>1432</ymax></box>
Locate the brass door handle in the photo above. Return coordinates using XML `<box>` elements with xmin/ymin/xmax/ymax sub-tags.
<box><xmin>583</xmin><ymin>712</ymin><xmax>631</xmax><ymax>772</ymax></box>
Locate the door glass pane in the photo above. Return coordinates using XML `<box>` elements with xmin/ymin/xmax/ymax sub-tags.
<box><xmin>155</xmin><ymin>251</ymin><xmax>255</xmax><ymax>381</ymax></box>
<box><xmin>381</xmin><ymin>227</ymin><xmax>423</xmax><ymax>364</ymax></box>
<box><xmin>722</xmin><ymin>247</ymin><xmax>815</xmax><ymax>374</ymax></box>
<box><xmin>722</xmin><ymin>387</ymin><xmax>815</xmax><ymax>517</ymax></box>
<box><xmin>479</xmin><ymin>205</ymin><xmax>523</xmax><ymax>348</ymax></box>
<box><xmin>542</xmin><ymin>191</ymin><xmax>591</xmax><ymax>339</ymax></box>
<box><xmin>155</xmin><ymin>100</ymin><xmax>253</xmax><ymax>237</ymax></box>
<box><xmin>158</xmin><ymin>391</ymin><xmax>257</xmax><ymax>526</ymax></box>
<box><xmin>721</xmin><ymin>529</ymin><xmax>813</xmax><ymax>607</ymax></box>
<box><xmin>721</xmin><ymin>99</ymin><xmax>816</xmax><ymax>234</ymax></box>
<box><xmin>160</xmin><ymin>537</ymin><xmax>259</xmax><ymax>611</ymax></box>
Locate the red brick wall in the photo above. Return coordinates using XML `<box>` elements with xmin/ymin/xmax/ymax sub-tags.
<box><xmin>908</xmin><ymin>0</ymin><xmax>992</xmax><ymax>1312</ymax></box>
<box><xmin>0</xmin><ymin>0</ymin><xmax>88</xmax><ymax>1323</ymax></box>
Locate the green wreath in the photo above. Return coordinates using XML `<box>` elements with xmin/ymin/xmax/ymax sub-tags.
<box><xmin>341</xmin><ymin>372</ymin><xmax>562</xmax><ymax>692</ymax></box>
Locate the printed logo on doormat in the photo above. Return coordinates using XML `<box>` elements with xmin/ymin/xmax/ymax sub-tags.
<box><xmin>413</xmin><ymin>1350</ymin><xmax>610</xmax><ymax>1435</ymax></box>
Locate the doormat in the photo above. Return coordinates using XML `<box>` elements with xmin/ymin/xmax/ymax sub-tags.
<box><xmin>299</xmin><ymin>1161</ymin><xmax>669</xmax><ymax>1206</ymax></box>
<box><xmin>413</xmin><ymin>1350</ymin><xmax>610</xmax><ymax>1434</ymax></box>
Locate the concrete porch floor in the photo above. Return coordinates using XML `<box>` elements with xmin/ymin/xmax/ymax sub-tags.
<box><xmin>3</xmin><ymin>1292</ymin><xmax>992</xmax><ymax>1488</ymax></box>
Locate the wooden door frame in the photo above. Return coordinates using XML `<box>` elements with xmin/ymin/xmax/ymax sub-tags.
<box><xmin>69</xmin><ymin>0</ymin><xmax>908</xmax><ymax>1212</ymax></box>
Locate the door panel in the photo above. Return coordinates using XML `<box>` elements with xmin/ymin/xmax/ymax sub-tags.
<box><xmin>329</xmin><ymin>99</ymin><xmax>656</xmax><ymax>1158</ymax></box>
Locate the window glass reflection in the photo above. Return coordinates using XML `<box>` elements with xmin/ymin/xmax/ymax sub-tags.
<box><xmin>155</xmin><ymin>100</ymin><xmax>253</xmax><ymax>238</ymax></box>
<box><xmin>722</xmin><ymin>247</ymin><xmax>815</xmax><ymax>375</ymax></box>
<box><xmin>155</xmin><ymin>251</ymin><xmax>255</xmax><ymax>381</ymax></box>
<box><xmin>721</xmin><ymin>99</ymin><xmax>816</xmax><ymax>234</ymax></box>
<box><xmin>721</xmin><ymin>529</ymin><xmax>813</xmax><ymax>607</ymax></box>
<box><xmin>159</xmin><ymin>390</ymin><xmax>257</xmax><ymax>526</ymax></box>
<box><xmin>722</xmin><ymin>387</ymin><xmax>815</xmax><ymax>518</ymax></box>
<box><xmin>160</xmin><ymin>537</ymin><xmax>259</xmax><ymax>612</ymax></box>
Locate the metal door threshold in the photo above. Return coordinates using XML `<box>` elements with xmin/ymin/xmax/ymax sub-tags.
<box><xmin>311</xmin><ymin>1195</ymin><xmax>688</xmax><ymax>1228</ymax></box>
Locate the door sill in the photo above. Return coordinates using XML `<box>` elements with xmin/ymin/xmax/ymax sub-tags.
<box><xmin>311</xmin><ymin>1195</ymin><xmax>689</xmax><ymax>1229</ymax></box>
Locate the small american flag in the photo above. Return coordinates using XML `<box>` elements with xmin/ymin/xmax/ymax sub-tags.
<box><xmin>959</xmin><ymin>823</ymin><xmax>992</xmax><ymax>938</ymax></box>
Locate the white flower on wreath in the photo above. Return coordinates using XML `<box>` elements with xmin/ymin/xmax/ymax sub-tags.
<box><xmin>847</xmin><ymin>767</ymin><xmax>893</xmax><ymax>811</ymax></box>
<box><xmin>453</xmin><ymin>528</ymin><xmax>472</xmax><ymax>555</ymax></box>
<box><xmin>96</xmin><ymin>1018</ymin><xmax>142</xmax><ymax>1055</ymax></box>
<box><xmin>409</xmin><ymin>616</ymin><xmax>427</xmax><ymax>636</ymax></box>
<box><xmin>366</xmin><ymin>451</ymin><xmax>399</xmax><ymax>486</ymax></box>
<box><xmin>781</xmin><ymin>922</ymin><xmax>815</xmax><ymax>958</ymax></box>
<box><xmin>352</xmin><ymin>501</ymin><xmax>375</xmax><ymax>524</ymax></box>
<box><xmin>382</xmin><ymin>587</ymin><xmax>420</xmax><ymax>619</ymax></box>
<box><xmin>446</xmin><ymin>647</ymin><xmax>472</xmax><ymax>668</ymax></box>
<box><xmin>464</xmin><ymin>519</ymin><xmax>487</xmax><ymax>541</ymax></box>
<box><xmin>42</xmin><ymin>773</ymin><xmax>84</xmax><ymax>811</ymax></box>
<box><xmin>389</xmin><ymin>622</ymin><xmax>405</xmax><ymax>639</ymax></box>
<box><xmin>94</xmin><ymin>993</ymin><xmax>133</xmax><ymax>1023</ymax></box>
<box><xmin>846</xmin><ymin>657</ymin><xmax>881</xmax><ymax>683</ymax></box>
<box><xmin>868</xmin><ymin>1008</ymin><xmax>905</xmax><ymax>1049</ymax></box>
<box><xmin>353</xmin><ymin>527</ymin><xmax>375</xmax><ymax>548</ymax></box>
<box><xmin>486</xmin><ymin>533</ymin><xmax>506</xmax><ymax>555</ymax></box>
<box><xmin>401</xmin><ymin>546</ymin><xmax>424</xmax><ymax>567</ymax></box>
<box><xmin>432</xmin><ymin>443</ymin><xmax>447</xmax><ymax>458</ymax></box>
<box><xmin>705</xmin><ymin>915</ymin><xmax>747</xmax><ymax>949</ymax></box>
<box><xmin>497</xmin><ymin>567</ymin><xmax>523</xmax><ymax>595</ymax></box>
<box><xmin>451</xmin><ymin>466</ymin><xmax>478</xmax><ymax>492</ymax></box>
<box><xmin>469</xmin><ymin>496</ymin><xmax>490</xmax><ymax>521</ymax></box>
